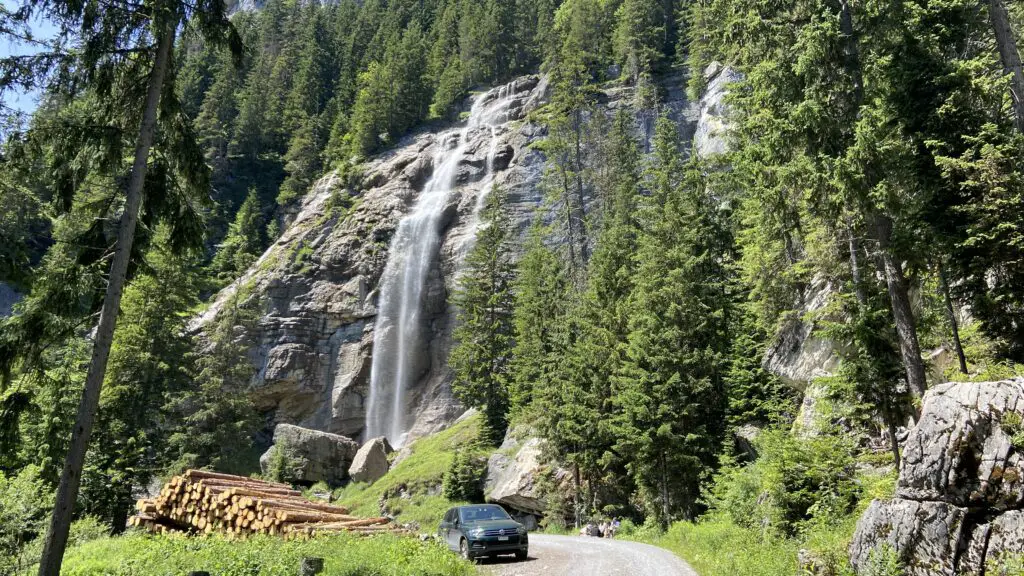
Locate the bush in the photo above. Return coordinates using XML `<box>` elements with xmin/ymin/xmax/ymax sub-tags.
<box><xmin>0</xmin><ymin>465</ymin><xmax>53</xmax><ymax>572</ymax></box>
<box><xmin>708</xmin><ymin>429</ymin><xmax>860</xmax><ymax>537</ymax></box>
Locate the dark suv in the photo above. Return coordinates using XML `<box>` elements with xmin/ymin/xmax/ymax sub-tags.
<box><xmin>439</xmin><ymin>504</ymin><xmax>528</xmax><ymax>561</ymax></box>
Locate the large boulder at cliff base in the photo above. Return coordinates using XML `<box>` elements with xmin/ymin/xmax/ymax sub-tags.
<box><xmin>259</xmin><ymin>423</ymin><xmax>359</xmax><ymax>485</ymax></box>
<box><xmin>849</xmin><ymin>378</ymin><xmax>1024</xmax><ymax>574</ymax></box>
<box><xmin>348</xmin><ymin>436</ymin><xmax>393</xmax><ymax>484</ymax></box>
<box><xmin>484</xmin><ymin>431</ymin><xmax>571</xmax><ymax>517</ymax></box>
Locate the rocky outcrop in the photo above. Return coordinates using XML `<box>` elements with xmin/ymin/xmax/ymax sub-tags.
<box><xmin>348</xmin><ymin>436</ymin><xmax>393</xmax><ymax>484</ymax></box>
<box><xmin>694</xmin><ymin>62</ymin><xmax>742</xmax><ymax>159</ymax></box>
<box><xmin>259</xmin><ymin>423</ymin><xmax>359</xmax><ymax>486</ymax></box>
<box><xmin>484</xmin><ymin>429</ymin><xmax>572</xmax><ymax>524</ymax></box>
<box><xmin>849</xmin><ymin>379</ymin><xmax>1024</xmax><ymax>575</ymax></box>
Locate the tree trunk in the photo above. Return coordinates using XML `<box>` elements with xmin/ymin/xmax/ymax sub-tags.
<box><xmin>846</xmin><ymin>219</ymin><xmax>867</xmax><ymax>306</ymax></box>
<box><xmin>572</xmin><ymin>462</ymin><xmax>582</xmax><ymax>529</ymax></box>
<box><xmin>572</xmin><ymin>107</ymin><xmax>589</xmax><ymax>263</ymax></box>
<box><xmin>937</xmin><ymin>261</ymin><xmax>969</xmax><ymax>374</ymax></box>
<box><xmin>988</xmin><ymin>0</ymin><xmax>1024</xmax><ymax>132</ymax></box>
<box><xmin>872</xmin><ymin>213</ymin><xmax>928</xmax><ymax>402</ymax></box>
<box><xmin>37</xmin><ymin>21</ymin><xmax>175</xmax><ymax>576</ymax></box>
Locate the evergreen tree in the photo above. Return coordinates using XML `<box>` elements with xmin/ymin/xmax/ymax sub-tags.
<box><xmin>449</xmin><ymin>187</ymin><xmax>516</xmax><ymax>446</ymax></box>
<box><xmin>508</xmin><ymin>218</ymin><xmax>567</xmax><ymax>412</ymax></box>
<box><xmin>211</xmin><ymin>188</ymin><xmax>265</xmax><ymax>283</ymax></box>
<box><xmin>615</xmin><ymin>116</ymin><xmax>730</xmax><ymax>524</ymax></box>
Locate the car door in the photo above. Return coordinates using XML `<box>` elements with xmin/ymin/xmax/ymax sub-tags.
<box><xmin>448</xmin><ymin>508</ymin><xmax>463</xmax><ymax>550</ymax></box>
<box><xmin>441</xmin><ymin>509</ymin><xmax>456</xmax><ymax>550</ymax></box>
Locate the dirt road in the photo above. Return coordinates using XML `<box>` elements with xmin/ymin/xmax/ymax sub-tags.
<box><xmin>479</xmin><ymin>534</ymin><xmax>697</xmax><ymax>576</ymax></box>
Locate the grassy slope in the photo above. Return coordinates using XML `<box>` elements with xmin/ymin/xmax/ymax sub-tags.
<box><xmin>57</xmin><ymin>532</ymin><xmax>473</xmax><ymax>576</ymax></box>
<box><xmin>334</xmin><ymin>413</ymin><xmax>488</xmax><ymax>530</ymax></box>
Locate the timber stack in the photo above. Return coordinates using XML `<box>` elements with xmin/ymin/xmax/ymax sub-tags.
<box><xmin>129</xmin><ymin>469</ymin><xmax>401</xmax><ymax>538</ymax></box>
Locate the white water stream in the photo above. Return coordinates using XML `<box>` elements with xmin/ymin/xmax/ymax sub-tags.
<box><xmin>365</xmin><ymin>85</ymin><xmax>515</xmax><ymax>446</ymax></box>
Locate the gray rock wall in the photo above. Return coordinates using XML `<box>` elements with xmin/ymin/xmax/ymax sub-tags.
<box><xmin>849</xmin><ymin>379</ymin><xmax>1024</xmax><ymax>575</ymax></box>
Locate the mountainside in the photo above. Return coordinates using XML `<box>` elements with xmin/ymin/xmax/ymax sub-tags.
<box><xmin>195</xmin><ymin>69</ymin><xmax>709</xmax><ymax>446</ymax></box>
<box><xmin>6</xmin><ymin>0</ymin><xmax>1024</xmax><ymax>574</ymax></box>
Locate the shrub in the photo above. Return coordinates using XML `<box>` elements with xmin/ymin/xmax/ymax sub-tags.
<box><xmin>708</xmin><ymin>429</ymin><xmax>859</xmax><ymax>537</ymax></box>
<box><xmin>861</xmin><ymin>544</ymin><xmax>904</xmax><ymax>576</ymax></box>
<box><xmin>0</xmin><ymin>465</ymin><xmax>53</xmax><ymax>572</ymax></box>
<box><xmin>442</xmin><ymin>448</ymin><xmax>484</xmax><ymax>502</ymax></box>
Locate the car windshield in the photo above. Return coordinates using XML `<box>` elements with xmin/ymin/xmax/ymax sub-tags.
<box><xmin>459</xmin><ymin>505</ymin><xmax>511</xmax><ymax>522</ymax></box>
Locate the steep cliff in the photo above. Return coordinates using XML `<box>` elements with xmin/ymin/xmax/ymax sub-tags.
<box><xmin>195</xmin><ymin>73</ymin><xmax>699</xmax><ymax>447</ymax></box>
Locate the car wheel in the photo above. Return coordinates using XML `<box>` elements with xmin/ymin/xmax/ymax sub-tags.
<box><xmin>515</xmin><ymin>549</ymin><xmax>527</xmax><ymax>561</ymax></box>
<box><xmin>460</xmin><ymin>539</ymin><xmax>473</xmax><ymax>561</ymax></box>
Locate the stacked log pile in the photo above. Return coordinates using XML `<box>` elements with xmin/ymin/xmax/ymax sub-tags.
<box><xmin>129</xmin><ymin>470</ymin><xmax>401</xmax><ymax>538</ymax></box>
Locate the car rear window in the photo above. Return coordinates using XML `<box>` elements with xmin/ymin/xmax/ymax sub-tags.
<box><xmin>459</xmin><ymin>505</ymin><xmax>511</xmax><ymax>522</ymax></box>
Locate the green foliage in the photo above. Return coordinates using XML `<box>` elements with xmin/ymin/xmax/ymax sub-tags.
<box><xmin>708</xmin><ymin>430</ymin><xmax>859</xmax><ymax>538</ymax></box>
<box><xmin>211</xmin><ymin>188</ymin><xmax>266</xmax><ymax>283</ymax></box>
<box><xmin>449</xmin><ymin>187</ymin><xmax>516</xmax><ymax>446</ymax></box>
<box><xmin>1001</xmin><ymin>412</ymin><xmax>1024</xmax><ymax>450</ymax></box>
<box><xmin>989</xmin><ymin>552</ymin><xmax>1024</xmax><ymax>576</ymax></box>
<box><xmin>0</xmin><ymin>465</ymin><xmax>53</xmax><ymax>571</ymax></box>
<box><xmin>629</xmin><ymin>518</ymin><xmax>800</xmax><ymax>576</ymax></box>
<box><xmin>58</xmin><ymin>532</ymin><xmax>473</xmax><ymax>576</ymax></box>
<box><xmin>861</xmin><ymin>545</ymin><xmax>905</xmax><ymax>576</ymax></box>
<box><xmin>442</xmin><ymin>448</ymin><xmax>485</xmax><ymax>502</ymax></box>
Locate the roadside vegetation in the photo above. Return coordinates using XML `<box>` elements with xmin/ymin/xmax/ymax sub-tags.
<box><xmin>53</xmin><ymin>532</ymin><xmax>472</xmax><ymax>576</ymax></box>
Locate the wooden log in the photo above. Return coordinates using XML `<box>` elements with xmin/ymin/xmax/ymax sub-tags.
<box><xmin>184</xmin><ymin>469</ymin><xmax>292</xmax><ymax>490</ymax></box>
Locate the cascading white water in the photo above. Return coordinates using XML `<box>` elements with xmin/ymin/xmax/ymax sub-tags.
<box><xmin>365</xmin><ymin>85</ymin><xmax>515</xmax><ymax>447</ymax></box>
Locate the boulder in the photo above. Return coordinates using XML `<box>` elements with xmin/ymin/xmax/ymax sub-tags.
<box><xmin>348</xmin><ymin>436</ymin><xmax>393</xmax><ymax>484</ymax></box>
<box><xmin>849</xmin><ymin>378</ymin><xmax>1024</xmax><ymax>574</ymax></box>
<box><xmin>849</xmin><ymin>499</ymin><xmax>967</xmax><ymax>576</ymax></box>
<box><xmin>259</xmin><ymin>423</ymin><xmax>359</xmax><ymax>485</ymax></box>
<box><xmin>485</xmin><ymin>431</ymin><xmax>570</xmax><ymax>516</ymax></box>
<box><xmin>896</xmin><ymin>379</ymin><xmax>1024</xmax><ymax>509</ymax></box>
<box><xmin>485</xmin><ymin>435</ymin><xmax>547</xmax><ymax>515</ymax></box>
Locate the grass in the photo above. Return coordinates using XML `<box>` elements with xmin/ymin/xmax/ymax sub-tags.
<box><xmin>333</xmin><ymin>414</ymin><xmax>487</xmax><ymax>530</ymax></box>
<box><xmin>623</xmin><ymin>467</ymin><xmax>898</xmax><ymax>576</ymax></box>
<box><xmin>55</xmin><ymin>531</ymin><xmax>473</xmax><ymax>576</ymax></box>
<box><xmin>630</xmin><ymin>518</ymin><xmax>800</xmax><ymax>576</ymax></box>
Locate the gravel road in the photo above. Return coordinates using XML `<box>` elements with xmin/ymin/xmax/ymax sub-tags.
<box><xmin>478</xmin><ymin>534</ymin><xmax>697</xmax><ymax>576</ymax></box>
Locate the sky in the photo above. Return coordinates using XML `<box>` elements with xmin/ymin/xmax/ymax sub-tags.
<box><xmin>0</xmin><ymin>1</ymin><xmax>60</xmax><ymax>115</ymax></box>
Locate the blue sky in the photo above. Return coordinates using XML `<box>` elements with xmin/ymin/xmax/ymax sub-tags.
<box><xmin>1</xmin><ymin>1</ymin><xmax>60</xmax><ymax>115</ymax></box>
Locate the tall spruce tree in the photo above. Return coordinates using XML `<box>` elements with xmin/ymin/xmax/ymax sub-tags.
<box><xmin>449</xmin><ymin>187</ymin><xmax>516</xmax><ymax>446</ymax></box>
<box><xmin>615</xmin><ymin>115</ymin><xmax>730</xmax><ymax>524</ymax></box>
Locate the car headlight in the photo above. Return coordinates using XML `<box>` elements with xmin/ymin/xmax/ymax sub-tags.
<box><xmin>517</xmin><ymin>525</ymin><xmax>527</xmax><ymax>535</ymax></box>
<box><xmin>468</xmin><ymin>527</ymin><xmax>485</xmax><ymax>538</ymax></box>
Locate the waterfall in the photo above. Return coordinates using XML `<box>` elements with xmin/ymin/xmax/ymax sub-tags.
<box><xmin>365</xmin><ymin>85</ymin><xmax>514</xmax><ymax>447</ymax></box>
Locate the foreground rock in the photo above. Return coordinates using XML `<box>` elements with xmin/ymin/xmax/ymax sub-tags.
<box><xmin>348</xmin><ymin>436</ymin><xmax>393</xmax><ymax>483</ymax></box>
<box><xmin>849</xmin><ymin>378</ymin><xmax>1024</xmax><ymax>575</ymax></box>
<box><xmin>259</xmin><ymin>423</ymin><xmax>359</xmax><ymax>485</ymax></box>
<box><xmin>485</xmin><ymin>430</ymin><xmax>572</xmax><ymax>529</ymax></box>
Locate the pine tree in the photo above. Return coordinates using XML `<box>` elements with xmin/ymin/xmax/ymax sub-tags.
<box><xmin>508</xmin><ymin>217</ymin><xmax>568</xmax><ymax>412</ymax></box>
<box><xmin>211</xmin><ymin>188</ymin><xmax>265</xmax><ymax>283</ymax></box>
<box><xmin>615</xmin><ymin>115</ymin><xmax>730</xmax><ymax>524</ymax></box>
<box><xmin>449</xmin><ymin>187</ymin><xmax>516</xmax><ymax>447</ymax></box>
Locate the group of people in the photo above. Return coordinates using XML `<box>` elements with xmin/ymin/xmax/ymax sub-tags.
<box><xmin>580</xmin><ymin>518</ymin><xmax>620</xmax><ymax>538</ymax></box>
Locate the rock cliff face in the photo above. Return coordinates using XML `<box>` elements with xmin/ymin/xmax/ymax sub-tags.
<box><xmin>849</xmin><ymin>379</ymin><xmax>1024</xmax><ymax>575</ymax></box>
<box><xmin>196</xmin><ymin>73</ymin><xmax>700</xmax><ymax>448</ymax></box>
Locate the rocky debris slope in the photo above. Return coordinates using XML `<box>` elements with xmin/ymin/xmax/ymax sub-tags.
<box><xmin>849</xmin><ymin>378</ymin><xmax>1024</xmax><ymax>575</ymax></box>
<box><xmin>259</xmin><ymin>423</ymin><xmax>359</xmax><ymax>485</ymax></box>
